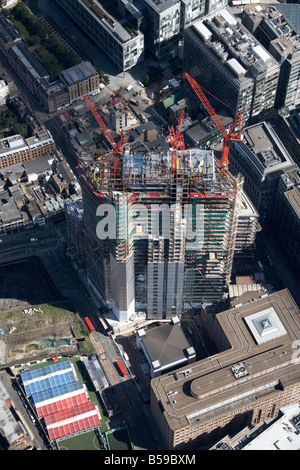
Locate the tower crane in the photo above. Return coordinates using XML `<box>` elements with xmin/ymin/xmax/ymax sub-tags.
<box><xmin>84</xmin><ymin>96</ymin><xmax>126</xmax><ymax>178</ymax></box>
<box><xmin>183</xmin><ymin>72</ymin><xmax>242</xmax><ymax>169</ymax></box>
<box><xmin>167</xmin><ymin>109</ymin><xmax>185</xmax><ymax>173</ymax></box>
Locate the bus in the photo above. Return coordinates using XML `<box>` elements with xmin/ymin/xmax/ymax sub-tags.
<box><xmin>84</xmin><ymin>316</ymin><xmax>95</xmax><ymax>333</ymax></box>
<box><xmin>115</xmin><ymin>360</ymin><xmax>127</xmax><ymax>377</ymax></box>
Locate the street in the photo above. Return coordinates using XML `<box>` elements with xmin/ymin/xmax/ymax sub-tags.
<box><xmin>256</xmin><ymin>229</ymin><xmax>300</xmax><ymax>308</ymax></box>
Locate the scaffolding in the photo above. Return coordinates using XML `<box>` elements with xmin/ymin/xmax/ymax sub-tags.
<box><xmin>78</xmin><ymin>148</ymin><xmax>237</xmax><ymax>197</ymax></box>
<box><xmin>79</xmin><ymin>145</ymin><xmax>239</xmax><ymax>315</ymax></box>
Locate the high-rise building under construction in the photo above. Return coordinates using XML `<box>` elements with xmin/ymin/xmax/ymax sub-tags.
<box><xmin>79</xmin><ymin>146</ymin><xmax>241</xmax><ymax>322</ymax></box>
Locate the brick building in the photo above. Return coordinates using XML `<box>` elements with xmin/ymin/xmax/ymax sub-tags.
<box><xmin>0</xmin><ymin>130</ymin><xmax>55</xmax><ymax>169</ymax></box>
<box><xmin>150</xmin><ymin>289</ymin><xmax>300</xmax><ymax>449</ymax></box>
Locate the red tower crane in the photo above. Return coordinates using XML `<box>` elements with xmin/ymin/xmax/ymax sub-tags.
<box><xmin>167</xmin><ymin>109</ymin><xmax>185</xmax><ymax>173</ymax></box>
<box><xmin>84</xmin><ymin>96</ymin><xmax>126</xmax><ymax>177</ymax></box>
<box><xmin>183</xmin><ymin>72</ymin><xmax>242</xmax><ymax>169</ymax></box>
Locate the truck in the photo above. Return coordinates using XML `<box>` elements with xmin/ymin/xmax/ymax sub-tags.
<box><xmin>126</xmin><ymin>85</ymin><xmax>133</xmax><ymax>91</ymax></box>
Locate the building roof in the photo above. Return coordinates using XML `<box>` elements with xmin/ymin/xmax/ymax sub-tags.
<box><xmin>190</xmin><ymin>7</ymin><xmax>278</xmax><ymax>83</ymax></box>
<box><xmin>243</xmin><ymin>402</ymin><xmax>300</xmax><ymax>450</ymax></box>
<box><xmin>11</xmin><ymin>42</ymin><xmax>49</xmax><ymax>79</ymax></box>
<box><xmin>239</xmin><ymin>122</ymin><xmax>296</xmax><ymax>175</ymax></box>
<box><xmin>146</xmin><ymin>0</ymin><xmax>178</xmax><ymax>14</ymax></box>
<box><xmin>0</xmin><ymin>381</ymin><xmax>27</xmax><ymax>446</ymax></box>
<box><xmin>0</xmin><ymin>12</ymin><xmax>21</xmax><ymax>46</ymax></box>
<box><xmin>244</xmin><ymin>3</ymin><xmax>300</xmax><ymax>55</ymax></box>
<box><xmin>151</xmin><ymin>289</ymin><xmax>300</xmax><ymax>432</ymax></box>
<box><xmin>138</xmin><ymin>320</ymin><xmax>192</xmax><ymax>368</ymax></box>
<box><xmin>185</xmin><ymin>110</ymin><xmax>233</xmax><ymax>146</ymax></box>
<box><xmin>23</xmin><ymin>154</ymin><xmax>52</xmax><ymax>175</ymax></box>
<box><xmin>21</xmin><ymin>360</ymin><xmax>101</xmax><ymax>441</ymax></box>
<box><xmin>163</xmin><ymin>90</ymin><xmax>185</xmax><ymax>109</ymax></box>
<box><xmin>285</xmin><ymin>187</ymin><xmax>300</xmax><ymax>218</ymax></box>
<box><xmin>81</xmin><ymin>355</ymin><xmax>109</xmax><ymax>390</ymax></box>
<box><xmin>277</xmin><ymin>3</ymin><xmax>300</xmax><ymax>34</ymax></box>
<box><xmin>0</xmin><ymin>198</ymin><xmax>22</xmax><ymax>223</ymax></box>
<box><xmin>60</xmin><ymin>61</ymin><xmax>98</xmax><ymax>87</ymax></box>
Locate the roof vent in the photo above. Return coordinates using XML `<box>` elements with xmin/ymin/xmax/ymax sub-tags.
<box><xmin>230</xmin><ymin>362</ymin><xmax>249</xmax><ymax>379</ymax></box>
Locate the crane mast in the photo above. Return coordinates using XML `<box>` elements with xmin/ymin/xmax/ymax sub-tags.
<box><xmin>168</xmin><ymin>109</ymin><xmax>185</xmax><ymax>173</ymax></box>
<box><xmin>183</xmin><ymin>73</ymin><xmax>241</xmax><ymax>169</ymax></box>
<box><xmin>84</xmin><ymin>96</ymin><xmax>125</xmax><ymax>178</ymax></box>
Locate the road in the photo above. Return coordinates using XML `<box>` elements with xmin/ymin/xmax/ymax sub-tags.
<box><xmin>256</xmin><ymin>229</ymin><xmax>300</xmax><ymax>307</ymax></box>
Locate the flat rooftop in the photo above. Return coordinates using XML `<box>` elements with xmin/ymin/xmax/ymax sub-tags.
<box><xmin>191</xmin><ymin>8</ymin><xmax>277</xmax><ymax>82</ymax></box>
<box><xmin>0</xmin><ymin>130</ymin><xmax>54</xmax><ymax>158</ymax></box>
<box><xmin>242</xmin><ymin>122</ymin><xmax>295</xmax><ymax>173</ymax></box>
<box><xmin>244</xmin><ymin>4</ymin><xmax>300</xmax><ymax>55</ymax></box>
<box><xmin>80</xmin><ymin>0</ymin><xmax>140</xmax><ymax>43</ymax></box>
<box><xmin>146</xmin><ymin>0</ymin><xmax>178</xmax><ymax>14</ymax></box>
<box><xmin>243</xmin><ymin>402</ymin><xmax>300</xmax><ymax>450</ymax></box>
<box><xmin>285</xmin><ymin>187</ymin><xmax>300</xmax><ymax>217</ymax></box>
<box><xmin>0</xmin><ymin>382</ymin><xmax>27</xmax><ymax>446</ymax></box>
<box><xmin>151</xmin><ymin>289</ymin><xmax>300</xmax><ymax>432</ymax></box>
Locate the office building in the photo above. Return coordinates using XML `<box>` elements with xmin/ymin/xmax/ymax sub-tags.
<box><xmin>79</xmin><ymin>147</ymin><xmax>240</xmax><ymax>322</ymax></box>
<box><xmin>242</xmin><ymin>3</ymin><xmax>300</xmax><ymax>110</ymax></box>
<box><xmin>228</xmin><ymin>121</ymin><xmax>296</xmax><ymax>225</ymax></box>
<box><xmin>57</xmin><ymin>0</ymin><xmax>144</xmax><ymax>72</ymax></box>
<box><xmin>150</xmin><ymin>289</ymin><xmax>300</xmax><ymax>449</ymax></box>
<box><xmin>144</xmin><ymin>0</ymin><xmax>181</xmax><ymax>59</ymax></box>
<box><xmin>273</xmin><ymin>168</ymin><xmax>300</xmax><ymax>270</ymax></box>
<box><xmin>210</xmin><ymin>402</ymin><xmax>300</xmax><ymax>450</ymax></box>
<box><xmin>144</xmin><ymin>0</ymin><xmax>227</xmax><ymax>60</ymax></box>
<box><xmin>180</xmin><ymin>0</ymin><xmax>206</xmax><ymax>32</ymax></box>
<box><xmin>183</xmin><ymin>8</ymin><xmax>280</xmax><ymax>127</ymax></box>
<box><xmin>234</xmin><ymin>188</ymin><xmax>260</xmax><ymax>260</ymax></box>
<box><xmin>65</xmin><ymin>198</ymin><xmax>85</xmax><ymax>264</ymax></box>
<box><xmin>276</xmin><ymin>107</ymin><xmax>300</xmax><ymax>168</ymax></box>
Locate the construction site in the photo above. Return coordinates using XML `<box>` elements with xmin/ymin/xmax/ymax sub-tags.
<box><xmin>75</xmin><ymin>73</ymin><xmax>250</xmax><ymax>322</ymax></box>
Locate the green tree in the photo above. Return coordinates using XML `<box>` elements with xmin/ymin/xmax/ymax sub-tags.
<box><xmin>12</xmin><ymin>123</ymin><xmax>28</xmax><ymax>138</ymax></box>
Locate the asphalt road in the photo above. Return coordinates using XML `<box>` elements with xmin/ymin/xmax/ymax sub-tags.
<box><xmin>256</xmin><ymin>229</ymin><xmax>300</xmax><ymax>307</ymax></box>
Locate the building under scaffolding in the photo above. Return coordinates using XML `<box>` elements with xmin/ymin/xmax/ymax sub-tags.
<box><xmin>79</xmin><ymin>147</ymin><xmax>242</xmax><ymax>321</ymax></box>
